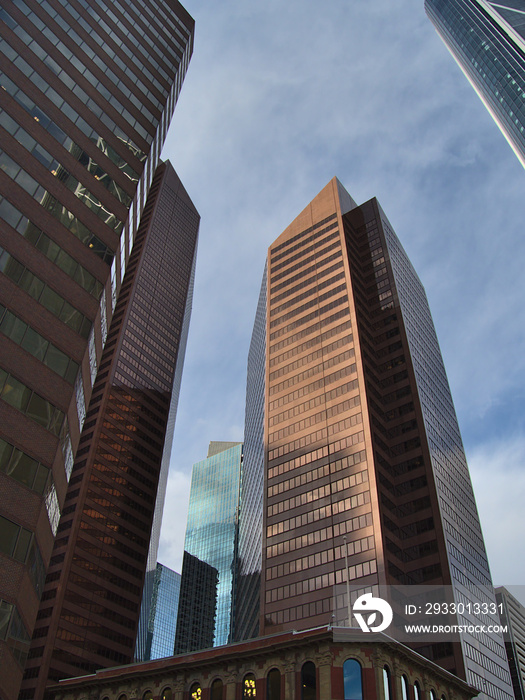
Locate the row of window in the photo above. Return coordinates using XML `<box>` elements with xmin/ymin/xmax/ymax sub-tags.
<box><xmin>269</xmin><ymin>377</ymin><xmax>359</xmax><ymax>427</ymax></box>
<box><xmin>269</xmin><ymin>295</ymin><xmax>348</xmax><ymax>343</ymax></box>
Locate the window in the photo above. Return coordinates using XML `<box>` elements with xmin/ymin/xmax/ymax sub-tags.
<box><xmin>301</xmin><ymin>661</ymin><xmax>316</xmax><ymax>700</ymax></box>
<box><xmin>210</xmin><ymin>679</ymin><xmax>223</xmax><ymax>700</ymax></box>
<box><xmin>189</xmin><ymin>684</ymin><xmax>201</xmax><ymax>700</ymax></box>
<box><xmin>266</xmin><ymin>668</ymin><xmax>281</xmax><ymax>700</ymax></box>
<box><xmin>414</xmin><ymin>681</ymin><xmax>421</xmax><ymax>700</ymax></box>
<box><xmin>343</xmin><ymin>659</ymin><xmax>363</xmax><ymax>700</ymax></box>
<box><xmin>383</xmin><ymin>666</ymin><xmax>392</xmax><ymax>700</ymax></box>
<box><xmin>401</xmin><ymin>675</ymin><xmax>410</xmax><ymax>700</ymax></box>
<box><xmin>142</xmin><ymin>692</ymin><xmax>153</xmax><ymax>700</ymax></box>
<box><xmin>161</xmin><ymin>689</ymin><xmax>172</xmax><ymax>700</ymax></box>
<box><xmin>243</xmin><ymin>673</ymin><xmax>257</xmax><ymax>698</ymax></box>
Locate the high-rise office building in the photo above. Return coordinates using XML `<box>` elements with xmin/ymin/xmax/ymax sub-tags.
<box><xmin>425</xmin><ymin>0</ymin><xmax>525</xmax><ymax>167</ymax></box>
<box><xmin>0</xmin><ymin>1</ymin><xmax>194</xmax><ymax>699</ymax></box>
<box><xmin>21</xmin><ymin>161</ymin><xmax>199</xmax><ymax>699</ymax></box>
<box><xmin>240</xmin><ymin>177</ymin><xmax>513</xmax><ymax>700</ymax></box>
<box><xmin>175</xmin><ymin>442</ymin><xmax>243</xmax><ymax>653</ymax></box>
<box><xmin>140</xmin><ymin>563</ymin><xmax>181</xmax><ymax>662</ymax></box>
<box><xmin>496</xmin><ymin>587</ymin><xmax>525</xmax><ymax>700</ymax></box>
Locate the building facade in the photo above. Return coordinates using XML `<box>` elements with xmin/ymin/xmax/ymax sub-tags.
<box><xmin>140</xmin><ymin>564</ymin><xmax>182</xmax><ymax>663</ymax></box>
<box><xmin>425</xmin><ymin>0</ymin><xmax>525</xmax><ymax>167</ymax></box>
<box><xmin>0</xmin><ymin>2</ymin><xmax>194</xmax><ymax>699</ymax></box>
<box><xmin>241</xmin><ymin>178</ymin><xmax>512</xmax><ymax>700</ymax></box>
<box><xmin>48</xmin><ymin>627</ymin><xmax>479</xmax><ymax>700</ymax></box>
<box><xmin>20</xmin><ymin>161</ymin><xmax>199</xmax><ymax>699</ymax></box>
<box><xmin>496</xmin><ymin>587</ymin><xmax>525</xmax><ymax>700</ymax></box>
<box><xmin>174</xmin><ymin>442</ymin><xmax>243</xmax><ymax>653</ymax></box>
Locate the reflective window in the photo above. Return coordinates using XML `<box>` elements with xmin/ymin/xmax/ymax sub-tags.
<box><xmin>343</xmin><ymin>659</ymin><xmax>363</xmax><ymax>700</ymax></box>
<box><xmin>383</xmin><ymin>666</ymin><xmax>392</xmax><ymax>700</ymax></box>
<box><xmin>401</xmin><ymin>675</ymin><xmax>410</xmax><ymax>700</ymax></box>
<box><xmin>414</xmin><ymin>681</ymin><xmax>421</xmax><ymax>700</ymax></box>
<box><xmin>142</xmin><ymin>692</ymin><xmax>153</xmax><ymax>700</ymax></box>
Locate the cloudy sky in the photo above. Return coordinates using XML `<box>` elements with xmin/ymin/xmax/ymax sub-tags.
<box><xmin>156</xmin><ymin>0</ymin><xmax>525</xmax><ymax>597</ymax></box>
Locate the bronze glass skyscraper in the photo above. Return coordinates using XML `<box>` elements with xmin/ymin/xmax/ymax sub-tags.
<box><xmin>0</xmin><ymin>2</ymin><xmax>195</xmax><ymax>699</ymax></box>
<box><xmin>240</xmin><ymin>178</ymin><xmax>513</xmax><ymax>700</ymax></box>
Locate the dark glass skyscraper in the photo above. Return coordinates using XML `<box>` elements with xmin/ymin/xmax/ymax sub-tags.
<box><xmin>0</xmin><ymin>3</ymin><xmax>195</xmax><ymax>698</ymax></box>
<box><xmin>22</xmin><ymin>161</ymin><xmax>199</xmax><ymax>699</ymax></box>
<box><xmin>241</xmin><ymin>178</ymin><xmax>513</xmax><ymax>700</ymax></box>
<box><xmin>175</xmin><ymin>442</ymin><xmax>243</xmax><ymax>653</ymax></box>
<box><xmin>426</xmin><ymin>0</ymin><xmax>525</xmax><ymax>167</ymax></box>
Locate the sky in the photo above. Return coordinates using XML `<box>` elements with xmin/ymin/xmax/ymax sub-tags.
<box><xmin>156</xmin><ymin>0</ymin><xmax>525</xmax><ymax>597</ymax></box>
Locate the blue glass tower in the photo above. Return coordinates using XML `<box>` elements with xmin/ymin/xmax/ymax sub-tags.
<box><xmin>141</xmin><ymin>563</ymin><xmax>181</xmax><ymax>661</ymax></box>
<box><xmin>426</xmin><ymin>0</ymin><xmax>525</xmax><ymax>167</ymax></box>
<box><xmin>174</xmin><ymin>442</ymin><xmax>242</xmax><ymax>652</ymax></box>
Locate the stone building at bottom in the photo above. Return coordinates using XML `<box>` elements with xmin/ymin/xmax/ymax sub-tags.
<box><xmin>47</xmin><ymin>626</ymin><xmax>478</xmax><ymax>700</ymax></box>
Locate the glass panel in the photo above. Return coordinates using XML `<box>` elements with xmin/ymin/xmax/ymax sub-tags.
<box><xmin>33</xmin><ymin>464</ymin><xmax>50</xmax><ymax>495</ymax></box>
<box><xmin>0</xmin><ymin>515</ymin><xmax>19</xmax><ymax>557</ymax></box>
<box><xmin>0</xmin><ymin>600</ymin><xmax>13</xmax><ymax>640</ymax></box>
<box><xmin>0</xmin><ymin>439</ymin><xmax>14</xmax><ymax>471</ymax></box>
<box><xmin>383</xmin><ymin>667</ymin><xmax>391</xmax><ymax>700</ymax></box>
<box><xmin>26</xmin><ymin>393</ymin><xmax>52</xmax><ymax>428</ymax></box>
<box><xmin>301</xmin><ymin>663</ymin><xmax>316</xmax><ymax>700</ymax></box>
<box><xmin>1</xmin><ymin>311</ymin><xmax>27</xmax><ymax>344</ymax></box>
<box><xmin>343</xmin><ymin>659</ymin><xmax>362</xmax><ymax>700</ymax></box>
<box><xmin>401</xmin><ymin>676</ymin><xmax>409</xmax><ymax>700</ymax></box>
<box><xmin>6</xmin><ymin>450</ymin><xmax>38</xmax><ymax>488</ymax></box>
<box><xmin>21</xmin><ymin>327</ymin><xmax>49</xmax><ymax>361</ymax></box>
<box><xmin>2</xmin><ymin>375</ymin><xmax>31</xmax><ymax>411</ymax></box>
<box><xmin>18</xmin><ymin>269</ymin><xmax>44</xmax><ymax>299</ymax></box>
<box><xmin>414</xmin><ymin>683</ymin><xmax>421</xmax><ymax>700</ymax></box>
<box><xmin>142</xmin><ymin>692</ymin><xmax>153</xmax><ymax>700</ymax></box>
<box><xmin>13</xmin><ymin>527</ymin><xmax>31</xmax><ymax>562</ymax></box>
<box><xmin>39</xmin><ymin>286</ymin><xmax>63</xmax><ymax>316</ymax></box>
<box><xmin>210</xmin><ymin>680</ymin><xmax>223</xmax><ymax>700</ymax></box>
<box><xmin>44</xmin><ymin>344</ymin><xmax>70</xmax><ymax>378</ymax></box>
<box><xmin>266</xmin><ymin>669</ymin><xmax>281</xmax><ymax>700</ymax></box>
<box><xmin>161</xmin><ymin>689</ymin><xmax>172</xmax><ymax>700</ymax></box>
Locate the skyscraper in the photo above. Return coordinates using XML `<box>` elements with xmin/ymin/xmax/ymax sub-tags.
<box><xmin>241</xmin><ymin>178</ymin><xmax>513</xmax><ymax>700</ymax></box>
<box><xmin>175</xmin><ymin>442</ymin><xmax>243</xmax><ymax>653</ymax></box>
<box><xmin>140</xmin><ymin>563</ymin><xmax>182</xmax><ymax>662</ymax></box>
<box><xmin>21</xmin><ymin>161</ymin><xmax>199</xmax><ymax>699</ymax></box>
<box><xmin>496</xmin><ymin>587</ymin><xmax>525</xmax><ymax>700</ymax></box>
<box><xmin>425</xmin><ymin>0</ymin><xmax>525</xmax><ymax>167</ymax></box>
<box><xmin>0</xmin><ymin>2</ymin><xmax>194</xmax><ymax>699</ymax></box>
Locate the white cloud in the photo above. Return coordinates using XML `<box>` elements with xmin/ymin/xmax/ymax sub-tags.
<box><xmin>158</xmin><ymin>0</ymin><xmax>525</xmax><ymax>587</ymax></box>
<box><xmin>468</xmin><ymin>435</ymin><xmax>525</xmax><ymax>593</ymax></box>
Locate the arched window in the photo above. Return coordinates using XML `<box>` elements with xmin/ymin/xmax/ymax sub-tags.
<box><xmin>414</xmin><ymin>681</ymin><xmax>421</xmax><ymax>700</ymax></box>
<box><xmin>383</xmin><ymin>666</ymin><xmax>392</xmax><ymax>700</ymax></box>
<box><xmin>162</xmin><ymin>690</ymin><xmax>172</xmax><ymax>700</ymax></box>
<box><xmin>343</xmin><ymin>659</ymin><xmax>363</xmax><ymax>700</ymax></box>
<box><xmin>401</xmin><ymin>675</ymin><xmax>409</xmax><ymax>700</ymax></box>
<box><xmin>243</xmin><ymin>673</ymin><xmax>257</xmax><ymax>698</ymax></box>
<box><xmin>211</xmin><ymin>679</ymin><xmax>223</xmax><ymax>700</ymax></box>
<box><xmin>301</xmin><ymin>661</ymin><xmax>316</xmax><ymax>700</ymax></box>
<box><xmin>441</xmin><ymin>695</ymin><xmax>447</xmax><ymax>700</ymax></box>
<box><xmin>118</xmin><ymin>694</ymin><xmax>127</xmax><ymax>700</ymax></box>
<box><xmin>266</xmin><ymin>668</ymin><xmax>281</xmax><ymax>700</ymax></box>
<box><xmin>190</xmin><ymin>684</ymin><xmax>202</xmax><ymax>700</ymax></box>
<box><xmin>430</xmin><ymin>690</ymin><xmax>437</xmax><ymax>700</ymax></box>
<box><xmin>142</xmin><ymin>692</ymin><xmax>153</xmax><ymax>700</ymax></box>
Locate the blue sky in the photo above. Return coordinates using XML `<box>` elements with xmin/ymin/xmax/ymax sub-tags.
<box><xmin>157</xmin><ymin>0</ymin><xmax>525</xmax><ymax>594</ymax></box>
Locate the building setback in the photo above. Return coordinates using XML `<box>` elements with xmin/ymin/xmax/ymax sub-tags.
<box><xmin>175</xmin><ymin>442</ymin><xmax>243</xmax><ymax>653</ymax></box>
<box><xmin>240</xmin><ymin>177</ymin><xmax>512</xmax><ymax>700</ymax></box>
<box><xmin>21</xmin><ymin>161</ymin><xmax>199</xmax><ymax>699</ymax></box>
<box><xmin>0</xmin><ymin>2</ymin><xmax>194</xmax><ymax>699</ymax></box>
<box><xmin>425</xmin><ymin>0</ymin><xmax>525</xmax><ymax>167</ymax></box>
